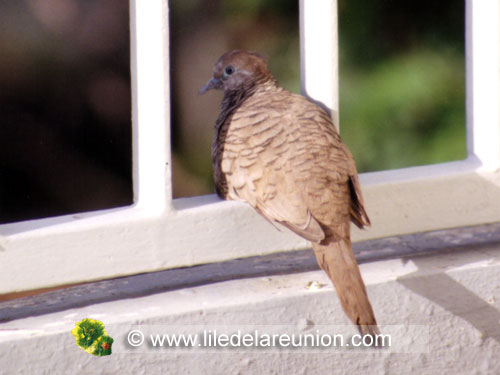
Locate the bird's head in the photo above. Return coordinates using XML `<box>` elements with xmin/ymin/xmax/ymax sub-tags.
<box><xmin>199</xmin><ymin>50</ymin><xmax>271</xmax><ymax>95</ymax></box>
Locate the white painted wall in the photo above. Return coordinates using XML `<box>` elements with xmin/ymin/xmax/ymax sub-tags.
<box><xmin>2</xmin><ymin>242</ymin><xmax>500</xmax><ymax>374</ymax></box>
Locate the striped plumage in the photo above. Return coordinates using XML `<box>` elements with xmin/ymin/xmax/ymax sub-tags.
<box><xmin>200</xmin><ymin>50</ymin><xmax>378</xmax><ymax>337</ymax></box>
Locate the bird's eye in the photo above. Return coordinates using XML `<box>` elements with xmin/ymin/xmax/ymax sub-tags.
<box><xmin>224</xmin><ymin>66</ymin><xmax>235</xmax><ymax>75</ymax></box>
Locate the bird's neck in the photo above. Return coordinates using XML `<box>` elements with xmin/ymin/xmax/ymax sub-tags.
<box><xmin>217</xmin><ymin>77</ymin><xmax>279</xmax><ymax>127</ymax></box>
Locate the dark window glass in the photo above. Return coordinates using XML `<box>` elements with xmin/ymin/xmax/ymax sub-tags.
<box><xmin>0</xmin><ymin>1</ymin><xmax>132</xmax><ymax>224</ymax></box>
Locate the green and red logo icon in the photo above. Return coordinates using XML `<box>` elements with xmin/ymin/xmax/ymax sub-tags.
<box><xmin>71</xmin><ymin>318</ymin><xmax>114</xmax><ymax>356</ymax></box>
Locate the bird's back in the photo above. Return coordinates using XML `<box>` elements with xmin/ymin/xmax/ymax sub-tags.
<box><xmin>213</xmin><ymin>84</ymin><xmax>369</xmax><ymax>243</ymax></box>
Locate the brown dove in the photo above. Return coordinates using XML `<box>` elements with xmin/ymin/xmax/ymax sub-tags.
<box><xmin>200</xmin><ymin>50</ymin><xmax>378</xmax><ymax>337</ymax></box>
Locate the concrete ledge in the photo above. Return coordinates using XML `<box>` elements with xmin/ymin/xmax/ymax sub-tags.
<box><xmin>2</xmin><ymin>222</ymin><xmax>500</xmax><ymax>323</ymax></box>
<box><xmin>1</xmin><ymin>223</ymin><xmax>500</xmax><ymax>373</ymax></box>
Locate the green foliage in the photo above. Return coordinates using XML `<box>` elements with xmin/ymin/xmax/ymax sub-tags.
<box><xmin>337</xmin><ymin>0</ymin><xmax>466</xmax><ymax>172</ymax></box>
<box><xmin>340</xmin><ymin>48</ymin><xmax>466</xmax><ymax>172</ymax></box>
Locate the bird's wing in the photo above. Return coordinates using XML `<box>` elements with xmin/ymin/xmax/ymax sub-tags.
<box><xmin>289</xmin><ymin>104</ymin><xmax>354</xmax><ymax>241</ymax></box>
<box><xmin>220</xmin><ymin>101</ymin><xmax>325</xmax><ymax>242</ymax></box>
<box><xmin>221</xmin><ymin>92</ymin><xmax>368</xmax><ymax>242</ymax></box>
<box><xmin>289</xmin><ymin>97</ymin><xmax>371</xmax><ymax>235</ymax></box>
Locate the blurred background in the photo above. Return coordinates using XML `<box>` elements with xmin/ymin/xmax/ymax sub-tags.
<box><xmin>0</xmin><ymin>0</ymin><xmax>132</xmax><ymax>223</ymax></box>
<box><xmin>0</xmin><ymin>0</ymin><xmax>465</xmax><ymax>223</ymax></box>
<box><xmin>173</xmin><ymin>0</ymin><xmax>465</xmax><ymax>197</ymax></box>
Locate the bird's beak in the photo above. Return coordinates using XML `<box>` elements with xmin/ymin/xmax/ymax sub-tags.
<box><xmin>199</xmin><ymin>77</ymin><xmax>222</xmax><ymax>94</ymax></box>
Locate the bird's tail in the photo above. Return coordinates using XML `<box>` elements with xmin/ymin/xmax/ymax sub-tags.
<box><xmin>312</xmin><ymin>238</ymin><xmax>379</xmax><ymax>337</ymax></box>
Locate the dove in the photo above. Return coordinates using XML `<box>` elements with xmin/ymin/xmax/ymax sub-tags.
<box><xmin>200</xmin><ymin>50</ymin><xmax>378</xmax><ymax>337</ymax></box>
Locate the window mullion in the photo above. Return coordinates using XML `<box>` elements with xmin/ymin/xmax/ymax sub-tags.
<box><xmin>131</xmin><ymin>0</ymin><xmax>172</xmax><ymax>211</ymax></box>
<box><xmin>466</xmin><ymin>0</ymin><xmax>500</xmax><ymax>170</ymax></box>
<box><xmin>299</xmin><ymin>0</ymin><xmax>339</xmax><ymax>130</ymax></box>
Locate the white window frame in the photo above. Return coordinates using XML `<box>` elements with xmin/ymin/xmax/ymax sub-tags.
<box><xmin>0</xmin><ymin>0</ymin><xmax>498</xmax><ymax>294</ymax></box>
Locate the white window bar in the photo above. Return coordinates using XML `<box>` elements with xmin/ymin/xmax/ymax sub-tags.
<box><xmin>0</xmin><ymin>0</ymin><xmax>498</xmax><ymax>294</ymax></box>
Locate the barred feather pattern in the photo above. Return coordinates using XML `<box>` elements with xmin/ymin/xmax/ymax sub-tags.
<box><xmin>207</xmin><ymin>50</ymin><xmax>377</xmax><ymax>337</ymax></box>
